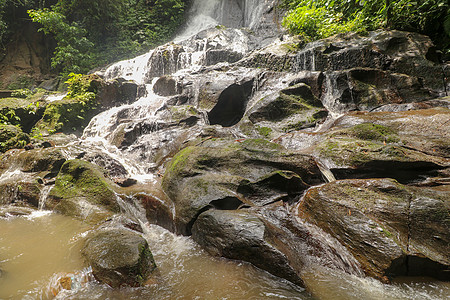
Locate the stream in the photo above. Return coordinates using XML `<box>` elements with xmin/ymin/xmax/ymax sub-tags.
<box><xmin>1</xmin><ymin>209</ymin><xmax>448</xmax><ymax>299</ymax></box>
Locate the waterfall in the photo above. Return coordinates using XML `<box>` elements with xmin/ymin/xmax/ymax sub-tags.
<box><xmin>38</xmin><ymin>185</ymin><xmax>53</xmax><ymax>210</ymax></box>
<box><xmin>83</xmin><ymin>0</ymin><xmax>275</xmax><ymax>183</ymax></box>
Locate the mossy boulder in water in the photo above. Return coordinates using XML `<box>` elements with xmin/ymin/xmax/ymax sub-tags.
<box><xmin>82</xmin><ymin>227</ymin><xmax>157</xmax><ymax>287</ymax></box>
<box><xmin>297</xmin><ymin>178</ymin><xmax>450</xmax><ymax>281</ymax></box>
<box><xmin>162</xmin><ymin>138</ymin><xmax>322</xmax><ymax>235</ymax></box>
<box><xmin>47</xmin><ymin>159</ymin><xmax>119</xmax><ymax>222</ymax></box>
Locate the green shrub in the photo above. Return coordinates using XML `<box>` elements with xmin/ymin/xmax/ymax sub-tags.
<box><xmin>282</xmin><ymin>0</ymin><xmax>449</xmax><ymax>53</ymax></box>
<box><xmin>282</xmin><ymin>5</ymin><xmax>364</xmax><ymax>41</ymax></box>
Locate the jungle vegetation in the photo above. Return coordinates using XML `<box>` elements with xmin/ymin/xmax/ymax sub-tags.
<box><xmin>282</xmin><ymin>0</ymin><xmax>450</xmax><ymax>57</ymax></box>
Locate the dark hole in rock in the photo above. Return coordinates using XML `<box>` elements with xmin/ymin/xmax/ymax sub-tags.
<box><xmin>186</xmin><ymin>197</ymin><xmax>243</xmax><ymax>235</ymax></box>
<box><xmin>210</xmin><ymin>197</ymin><xmax>243</xmax><ymax>210</ymax></box>
<box><xmin>323</xmin><ymin>44</ymin><xmax>344</xmax><ymax>54</ymax></box>
<box><xmin>425</xmin><ymin>46</ymin><xmax>441</xmax><ymax>64</ymax></box>
<box><xmin>208</xmin><ymin>80</ymin><xmax>253</xmax><ymax>127</ymax></box>
<box><xmin>332</xmin><ymin>162</ymin><xmax>443</xmax><ymax>184</ymax></box>
<box><xmin>386</xmin><ymin>256</ymin><xmax>450</xmax><ymax>281</ymax></box>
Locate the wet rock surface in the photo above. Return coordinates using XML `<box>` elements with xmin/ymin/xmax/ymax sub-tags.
<box><xmin>192</xmin><ymin>209</ymin><xmax>303</xmax><ymax>285</ymax></box>
<box><xmin>297</xmin><ymin>178</ymin><xmax>449</xmax><ymax>281</ymax></box>
<box><xmin>162</xmin><ymin>138</ymin><xmax>323</xmax><ymax>235</ymax></box>
<box><xmin>46</xmin><ymin>159</ymin><xmax>119</xmax><ymax>223</ymax></box>
<box><xmin>82</xmin><ymin>227</ymin><xmax>156</xmax><ymax>287</ymax></box>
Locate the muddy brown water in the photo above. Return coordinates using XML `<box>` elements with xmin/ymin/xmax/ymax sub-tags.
<box><xmin>0</xmin><ymin>211</ymin><xmax>448</xmax><ymax>300</ymax></box>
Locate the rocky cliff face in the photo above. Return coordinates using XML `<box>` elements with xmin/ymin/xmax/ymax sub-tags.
<box><xmin>0</xmin><ymin>23</ymin><xmax>55</xmax><ymax>89</ymax></box>
<box><xmin>0</xmin><ymin>0</ymin><xmax>448</xmax><ymax>291</ymax></box>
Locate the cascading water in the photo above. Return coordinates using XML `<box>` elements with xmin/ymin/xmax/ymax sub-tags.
<box><xmin>81</xmin><ymin>0</ymin><xmax>272</xmax><ymax>182</ymax></box>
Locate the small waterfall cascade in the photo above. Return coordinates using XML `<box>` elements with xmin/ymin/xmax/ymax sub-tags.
<box><xmin>38</xmin><ymin>185</ymin><xmax>53</xmax><ymax>210</ymax></box>
<box><xmin>81</xmin><ymin>0</ymin><xmax>274</xmax><ymax>182</ymax></box>
<box><xmin>298</xmin><ymin>218</ymin><xmax>363</xmax><ymax>276</ymax></box>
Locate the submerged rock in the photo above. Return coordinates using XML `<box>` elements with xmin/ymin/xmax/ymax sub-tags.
<box><xmin>82</xmin><ymin>227</ymin><xmax>156</xmax><ymax>287</ymax></box>
<box><xmin>297</xmin><ymin>178</ymin><xmax>450</xmax><ymax>281</ymax></box>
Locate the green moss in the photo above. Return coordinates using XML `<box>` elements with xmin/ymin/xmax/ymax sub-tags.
<box><xmin>339</xmin><ymin>123</ymin><xmax>400</xmax><ymax>143</ymax></box>
<box><xmin>33</xmin><ymin>74</ymin><xmax>100</xmax><ymax>134</ymax></box>
<box><xmin>169</xmin><ymin>105</ymin><xmax>199</xmax><ymax>121</ymax></box>
<box><xmin>0</xmin><ymin>124</ymin><xmax>30</xmax><ymax>152</ymax></box>
<box><xmin>162</xmin><ymin>146</ymin><xmax>196</xmax><ymax>188</ymax></box>
<box><xmin>35</xmin><ymin>90</ymin><xmax>97</xmax><ymax>134</ymax></box>
<box><xmin>318</xmin><ymin>137</ymin><xmax>409</xmax><ymax>166</ymax></box>
<box><xmin>280</xmin><ymin>42</ymin><xmax>304</xmax><ymax>53</ymax></box>
<box><xmin>50</xmin><ymin>159</ymin><xmax>118</xmax><ymax>211</ymax></box>
<box><xmin>257</xmin><ymin>126</ymin><xmax>272</xmax><ymax>138</ymax></box>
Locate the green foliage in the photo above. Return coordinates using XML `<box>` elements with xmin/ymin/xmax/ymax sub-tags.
<box><xmin>282</xmin><ymin>0</ymin><xmax>450</xmax><ymax>52</ymax></box>
<box><xmin>0</xmin><ymin>124</ymin><xmax>30</xmax><ymax>152</ymax></box>
<box><xmin>0</xmin><ymin>0</ymin><xmax>49</xmax><ymax>48</ymax></box>
<box><xmin>282</xmin><ymin>5</ymin><xmax>364</xmax><ymax>41</ymax></box>
<box><xmin>0</xmin><ymin>108</ymin><xmax>20</xmax><ymax>125</ymax></box>
<box><xmin>28</xmin><ymin>9</ymin><xmax>95</xmax><ymax>75</ymax></box>
<box><xmin>11</xmin><ymin>89</ymin><xmax>31</xmax><ymax>99</ymax></box>
<box><xmin>25</xmin><ymin>0</ymin><xmax>189</xmax><ymax>75</ymax></box>
<box><xmin>35</xmin><ymin>73</ymin><xmax>99</xmax><ymax>134</ymax></box>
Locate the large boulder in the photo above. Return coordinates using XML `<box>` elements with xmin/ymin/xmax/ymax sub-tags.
<box><xmin>321</xmin><ymin>68</ymin><xmax>433</xmax><ymax>112</ymax></box>
<box><xmin>192</xmin><ymin>209</ymin><xmax>303</xmax><ymax>285</ymax></box>
<box><xmin>293</xmin><ymin>30</ymin><xmax>445</xmax><ymax>92</ymax></box>
<box><xmin>271</xmin><ymin>105</ymin><xmax>449</xmax><ymax>184</ymax></box>
<box><xmin>0</xmin><ymin>97</ymin><xmax>45</xmax><ymax>133</ymax></box>
<box><xmin>46</xmin><ymin>159</ymin><xmax>119</xmax><ymax>223</ymax></box>
<box><xmin>82</xmin><ymin>227</ymin><xmax>156</xmax><ymax>287</ymax></box>
<box><xmin>192</xmin><ymin>203</ymin><xmax>366</xmax><ymax>286</ymax></box>
<box><xmin>162</xmin><ymin>138</ymin><xmax>323</xmax><ymax>234</ymax></box>
<box><xmin>297</xmin><ymin>178</ymin><xmax>450</xmax><ymax>281</ymax></box>
<box><xmin>90</xmin><ymin>77</ymin><xmax>145</xmax><ymax>108</ymax></box>
<box><xmin>0</xmin><ymin>147</ymin><xmax>67</xmax><ymax>207</ymax></box>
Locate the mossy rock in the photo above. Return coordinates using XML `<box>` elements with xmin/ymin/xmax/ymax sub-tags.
<box><xmin>82</xmin><ymin>227</ymin><xmax>157</xmax><ymax>287</ymax></box>
<box><xmin>315</xmin><ymin>119</ymin><xmax>448</xmax><ymax>179</ymax></box>
<box><xmin>162</xmin><ymin>138</ymin><xmax>322</xmax><ymax>234</ymax></box>
<box><xmin>248</xmin><ymin>93</ymin><xmax>310</xmax><ymax>123</ymax></box>
<box><xmin>0</xmin><ymin>98</ymin><xmax>45</xmax><ymax>132</ymax></box>
<box><xmin>246</xmin><ymin>84</ymin><xmax>327</xmax><ymax>136</ymax></box>
<box><xmin>169</xmin><ymin>105</ymin><xmax>201</xmax><ymax>123</ymax></box>
<box><xmin>47</xmin><ymin>159</ymin><xmax>120</xmax><ymax>220</ymax></box>
<box><xmin>34</xmin><ymin>96</ymin><xmax>99</xmax><ymax>135</ymax></box>
<box><xmin>0</xmin><ymin>124</ymin><xmax>30</xmax><ymax>153</ymax></box>
<box><xmin>333</xmin><ymin>123</ymin><xmax>400</xmax><ymax>143</ymax></box>
<box><xmin>316</xmin><ymin>136</ymin><xmax>445</xmax><ymax>168</ymax></box>
<box><xmin>298</xmin><ymin>178</ymin><xmax>449</xmax><ymax>281</ymax></box>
